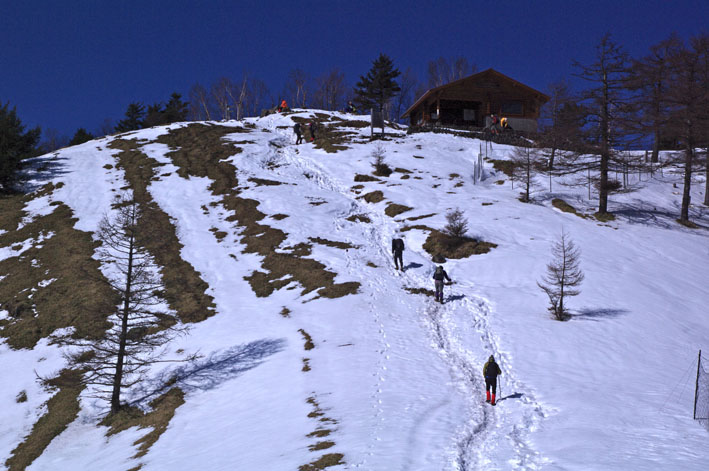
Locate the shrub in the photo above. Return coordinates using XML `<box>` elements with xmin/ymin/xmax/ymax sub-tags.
<box><xmin>443</xmin><ymin>208</ymin><xmax>468</xmax><ymax>238</ymax></box>
<box><xmin>371</xmin><ymin>144</ymin><xmax>392</xmax><ymax>177</ymax></box>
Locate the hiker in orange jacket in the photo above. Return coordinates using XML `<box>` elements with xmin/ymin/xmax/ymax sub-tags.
<box><xmin>278</xmin><ymin>100</ymin><xmax>288</xmax><ymax>112</ymax></box>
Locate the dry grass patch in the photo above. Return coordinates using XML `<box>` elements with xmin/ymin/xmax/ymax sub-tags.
<box><xmin>271</xmin><ymin>213</ymin><xmax>289</xmax><ymax>220</ymax></box>
<box><xmin>280</xmin><ymin>307</ymin><xmax>291</xmax><ymax>317</ymax></box>
<box><xmin>595</xmin><ymin>212</ymin><xmax>617</xmax><ymax>222</ymax></box>
<box><xmin>0</xmin><ymin>199</ymin><xmax>115</xmax><ymax>349</ymax></box>
<box><xmin>309</xmin><ymin>237</ymin><xmax>358</xmax><ymax>250</ymax></box>
<box><xmin>362</xmin><ymin>191</ymin><xmax>384</xmax><ymax>203</ymax></box>
<box><xmin>249</xmin><ymin>177</ymin><xmax>285</xmax><ymax>186</ymax></box>
<box><xmin>552</xmin><ymin>198</ymin><xmax>577</xmax><ymax>214</ymax></box>
<box><xmin>302</xmin><ymin>358</ymin><xmax>311</xmax><ymax>372</ymax></box>
<box><xmin>482</xmin><ymin>202</ymin><xmax>494</xmax><ymax>206</ymax></box>
<box><xmin>384</xmin><ymin>203</ymin><xmax>413</xmax><ymax>217</ymax></box>
<box><xmin>299</xmin><ymin>329</ymin><xmax>315</xmax><ymax>350</ymax></box>
<box><xmin>152</xmin><ymin>124</ymin><xmax>359</xmax><ymax>301</ymax></box>
<box><xmin>366</xmin><ymin>261</ymin><xmax>378</xmax><ymax>268</ymax></box>
<box><xmin>489</xmin><ymin>159</ymin><xmax>514</xmax><ymax>177</ymax></box>
<box><xmin>401</xmin><ymin>224</ymin><xmax>434</xmax><ymax>232</ymax></box>
<box><xmin>422</xmin><ymin>230</ymin><xmax>497</xmax><ymax>259</ymax></box>
<box><xmin>354</xmin><ymin>174</ymin><xmax>381</xmax><ymax>182</ymax></box>
<box><xmin>394</xmin><ymin>167</ymin><xmax>412</xmax><ymax>174</ymax></box>
<box><xmin>102</xmin><ymin>388</ymin><xmax>185</xmax><ymax>460</ymax></box>
<box><xmin>5</xmin><ymin>370</ymin><xmax>84</xmax><ymax>471</ymax></box>
<box><xmin>346</xmin><ymin>214</ymin><xmax>371</xmax><ymax>223</ymax></box>
<box><xmin>406</xmin><ymin>213</ymin><xmax>436</xmax><ymax>221</ymax></box>
<box><xmin>109</xmin><ymin>138</ymin><xmax>216</xmax><ymax>323</ymax></box>
<box><xmin>404</xmin><ymin>287</ymin><xmax>435</xmax><ymax>297</ymax></box>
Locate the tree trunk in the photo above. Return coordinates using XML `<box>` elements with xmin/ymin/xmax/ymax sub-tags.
<box><xmin>598</xmin><ymin>151</ymin><xmax>609</xmax><ymax>214</ymax></box>
<box><xmin>652</xmin><ymin>127</ymin><xmax>660</xmax><ymax>163</ymax></box>
<box><xmin>680</xmin><ymin>144</ymin><xmax>694</xmax><ymax>222</ymax></box>
<box><xmin>704</xmin><ymin>150</ymin><xmax>709</xmax><ymax>206</ymax></box>
<box><xmin>549</xmin><ymin>146</ymin><xmax>556</xmax><ymax>170</ymax></box>
<box><xmin>110</xmin><ymin>231</ymin><xmax>134</xmax><ymax>414</ymax></box>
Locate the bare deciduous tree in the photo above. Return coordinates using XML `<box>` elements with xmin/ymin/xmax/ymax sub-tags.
<box><xmin>60</xmin><ymin>199</ymin><xmax>190</xmax><ymax>415</ymax></box>
<box><xmin>537</xmin><ymin>80</ymin><xmax>585</xmax><ymax>171</ymax></box>
<box><xmin>574</xmin><ymin>34</ymin><xmax>632</xmax><ymax>215</ymax></box>
<box><xmin>394</xmin><ymin>68</ymin><xmax>419</xmax><ymax>123</ymax></box>
<box><xmin>285</xmin><ymin>69</ymin><xmax>310</xmax><ymax>109</ymax></box>
<box><xmin>538</xmin><ymin>230</ymin><xmax>584</xmax><ymax>321</ymax></box>
<box><xmin>427</xmin><ymin>56</ymin><xmax>475</xmax><ymax>88</ymax></box>
<box><xmin>510</xmin><ymin>145</ymin><xmax>545</xmax><ymax>202</ymax></box>
<box><xmin>314</xmin><ymin>68</ymin><xmax>347</xmax><ymax>111</ymax></box>
<box><xmin>188</xmin><ymin>83</ymin><xmax>212</xmax><ymax>121</ymax></box>
<box><xmin>211</xmin><ymin>77</ymin><xmax>234</xmax><ymax>121</ymax></box>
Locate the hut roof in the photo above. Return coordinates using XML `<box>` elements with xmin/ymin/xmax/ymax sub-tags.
<box><xmin>401</xmin><ymin>68</ymin><xmax>550</xmax><ymax>118</ymax></box>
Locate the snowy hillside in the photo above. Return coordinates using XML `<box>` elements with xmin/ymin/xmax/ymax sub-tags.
<box><xmin>1</xmin><ymin>110</ymin><xmax>708</xmax><ymax>471</ymax></box>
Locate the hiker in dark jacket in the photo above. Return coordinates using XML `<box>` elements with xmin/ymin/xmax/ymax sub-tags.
<box><xmin>432</xmin><ymin>265</ymin><xmax>451</xmax><ymax>303</ymax></box>
<box><xmin>392</xmin><ymin>237</ymin><xmax>405</xmax><ymax>270</ymax></box>
<box><xmin>294</xmin><ymin>122</ymin><xmax>303</xmax><ymax>144</ymax></box>
<box><xmin>308</xmin><ymin>122</ymin><xmax>316</xmax><ymax>142</ymax></box>
<box><xmin>483</xmin><ymin>355</ymin><xmax>501</xmax><ymax>405</ymax></box>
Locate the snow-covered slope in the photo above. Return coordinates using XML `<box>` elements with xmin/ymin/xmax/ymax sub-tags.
<box><xmin>1</xmin><ymin>110</ymin><xmax>708</xmax><ymax>470</ymax></box>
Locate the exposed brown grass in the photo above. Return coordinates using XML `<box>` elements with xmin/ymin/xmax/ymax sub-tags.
<box><xmin>153</xmin><ymin>124</ymin><xmax>360</xmax><ymax>302</ymax></box>
<box><xmin>404</xmin><ymin>287</ymin><xmax>435</xmax><ymax>297</ymax></box>
<box><xmin>354</xmin><ymin>174</ymin><xmax>381</xmax><ymax>182</ymax></box>
<box><xmin>280</xmin><ymin>307</ymin><xmax>291</xmax><ymax>317</ymax></box>
<box><xmin>422</xmin><ymin>230</ymin><xmax>497</xmax><ymax>259</ymax></box>
<box><xmin>384</xmin><ymin>203</ymin><xmax>413</xmax><ymax>217</ymax></box>
<box><xmin>302</xmin><ymin>358</ymin><xmax>311</xmax><ymax>372</ymax></box>
<box><xmin>595</xmin><ymin>212</ymin><xmax>617</xmax><ymax>222</ymax></box>
<box><xmin>401</xmin><ymin>225</ymin><xmax>434</xmax><ymax>232</ymax></box>
<box><xmin>0</xmin><ymin>199</ymin><xmax>115</xmax><ymax>349</ymax></box>
<box><xmin>406</xmin><ymin>213</ymin><xmax>436</xmax><ymax>221</ymax></box>
<box><xmin>394</xmin><ymin>167</ymin><xmax>412</xmax><ymax>174</ymax></box>
<box><xmin>489</xmin><ymin>159</ymin><xmax>514</xmax><ymax>177</ymax></box>
<box><xmin>299</xmin><ymin>329</ymin><xmax>315</xmax><ymax>350</ymax></box>
<box><xmin>552</xmin><ymin>198</ymin><xmax>578</xmax><ymax>214</ymax></box>
<box><xmin>109</xmin><ymin>137</ymin><xmax>217</xmax><ymax>323</ymax></box>
<box><xmin>677</xmin><ymin>218</ymin><xmax>699</xmax><ymax>228</ymax></box>
<box><xmin>362</xmin><ymin>191</ymin><xmax>384</xmax><ymax>203</ymax></box>
<box><xmin>102</xmin><ymin>388</ymin><xmax>185</xmax><ymax>460</ymax></box>
<box><xmin>271</xmin><ymin>213</ymin><xmax>289</xmax><ymax>220</ymax></box>
<box><xmin>249</xmin><ymin>177</ymin><xmax>285</xmax><ymax>186</ymax></box>
<box><xmin>309</xmin><ymin>237</ymin><xmax>358</xmax><ymax>250</ymax></box>
<box><xmin>5</xmin><ymin>370</ymin><xmax>85</xmax><ymax>471</ymax></box>
<box><xmin>346</xmin><ymin>214</ymin><xmax>371</xmax><ymax>223</ymax></box>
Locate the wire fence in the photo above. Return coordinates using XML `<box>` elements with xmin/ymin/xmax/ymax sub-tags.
<box><xmin>694</xmin><ymin>350</ymin><xmax>709</xmax><ymax>432</ymax></box>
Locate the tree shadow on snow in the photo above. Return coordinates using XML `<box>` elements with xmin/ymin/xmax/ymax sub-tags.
<box><xmin>21</xmin><ymin>154</ymin><xmax>70</xmax><ymax>192</ymax></box>
<box><xmin>127</xmin><ymin>338</ymin><xmax>286</xmax><ymax>406</ymax></box>
<box><xmin>572</xmin><ymin>307</ymin><xmax>629</xmax><ymax>321</ymax></box>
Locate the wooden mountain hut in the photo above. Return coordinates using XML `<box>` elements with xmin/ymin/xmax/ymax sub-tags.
<box><xmin>402</xmin><ymin>68</ymin><xmax>549</xmax><ymax>133</ymax></box>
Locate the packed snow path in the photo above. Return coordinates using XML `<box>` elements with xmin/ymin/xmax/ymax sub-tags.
<box><xmin>271</xmin><ymin>124</ymin><xmax>549</xmax><ymax>470</ymax></box>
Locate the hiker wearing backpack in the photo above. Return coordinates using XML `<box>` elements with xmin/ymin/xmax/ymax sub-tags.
<box><xmin>483</xmin><ymin>355</ymin><xmax>502</xmax><ymax>405</ymax></box>
<box><xmin>294</xmin><ymin>122</ymin><xmax>303</xmax><ymax>144</ymax></box>
<box><xmin>278</xmin><ymin>100</ymin><xmax>288</xmax><ymax>112</ymax></box>
<box><xmin>391</xmin><ymin>236</ymin><xmax>405</xmax><ymax>270</ymax></box>
<box><xmin>432</xmin><ymin>265</ymin><xmax>451</xmax><ymax>303</ymax></box>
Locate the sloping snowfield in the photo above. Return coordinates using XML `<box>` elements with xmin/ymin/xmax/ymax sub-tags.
<box><xmin>1</xmin><ymin>110</ymin><xmax>708</xmax><ymax>470</ymax></box>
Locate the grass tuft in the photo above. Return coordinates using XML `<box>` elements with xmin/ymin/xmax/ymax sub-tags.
<box><xmin>422</xmin><ymin>230</ymin><xmax>497</xmax><ymax>259</ymax></box>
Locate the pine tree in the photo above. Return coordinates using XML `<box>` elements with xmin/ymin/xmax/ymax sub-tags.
<box><xmin>0</xmin><ymin>101</ymin><xmax>41</xmax><ymax>191</ymax></box>
<box><xmin>115</xmin><ymin>102</ymin><xmax>146</xmax><ymax>133</ymax></box>
<box><xmin>162</xmin><ymin>93</ymin><xmax>189</xmax><ymax>123</ymax></box>
<box><xmin>68</xmin><ymin>128</ymin><xmax>94</xmax><ymax>146</ymax></box>
<box><xmin>354</xmin><ymin>53</ymin><xmax>401</xmax><ymax>113</ymax></box>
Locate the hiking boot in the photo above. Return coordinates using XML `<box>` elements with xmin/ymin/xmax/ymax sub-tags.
<box><xmin>491</xmin><ymin>394</ymin><xmax>496</xmax><ymax>406</ymax></box>
<box><xmin>486</xmin><ymin>391</ymin><xmax>491</xmax><ymax>403</ymax></box>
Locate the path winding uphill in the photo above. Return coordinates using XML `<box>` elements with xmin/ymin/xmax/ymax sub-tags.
<box><xmin>263</xmin><ymin>116</ymin><xmax>550</xmax><ymax>470</ymax></box>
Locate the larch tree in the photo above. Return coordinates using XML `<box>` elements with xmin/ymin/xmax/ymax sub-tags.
<box><xmin>573</xmin><ymin>34</ymin><xmax>632</xmax><ymax>216</ymax></box>
<box><xmin>538</xmin><ymin>229</ymin><xmax>584</xmax><ymax>321</ymax></box>
<box><xmin>665</xmin><ymin>37</ymin><xmax>708</xmax><ymax>223</ymax></box>
<box><xmin>510</xmin><ymin>144</ymin><xmax>545</xmax><ymax>202</ymax></box>
<box><xmin>61</xmin><ymin>198</ymin><xmax>189</xmax><ymax>415</ymax></box>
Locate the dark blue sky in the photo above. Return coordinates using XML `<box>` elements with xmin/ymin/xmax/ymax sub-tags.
<box><xmin>1</xmin><ymin>0</ymin><xmax>707</xmax><ymax>139</ymax></box>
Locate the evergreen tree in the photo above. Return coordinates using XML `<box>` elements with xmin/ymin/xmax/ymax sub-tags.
<box><xmin>0</xmin><ymin>101</ymin><xmax>41</xmax><ymax>191</ymax></box>
<box><xmin>115</xmin><ymin>102</ymin><xmax>145</xmax><ymax>133</ymax></box>
<box><xmin>162</xmin><ymin>93</ymin><xmax>189</xmax><ymax>123</ymax></box>
<box><xmin>68</xmin><ymin>128</ymin><xmax>94</xmax><ymax>146</ymax></box>
<box><xmin>354</xmin><ymin>53</ymin><xmax>401</xmax><ymax>113</ymax></box>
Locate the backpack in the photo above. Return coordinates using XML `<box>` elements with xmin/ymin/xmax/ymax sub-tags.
<box><xmin>294</xmin><ymin>123</ymin><xmax>301</xmax><ymax>133</ymax></box>
<box><xmin>433</xmin><ymin>267</ymin><xmax>445</xmax><ymax>280</ymax></box>
<box><xmin>392</xmin><ymin>238</ymin><xmax>404</xmax><ymax>252</ymax></box>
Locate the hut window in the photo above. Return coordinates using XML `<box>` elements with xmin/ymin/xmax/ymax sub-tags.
<box><xmin>463</xmin><ymin>109</ymin><xmax>476</xmax><ymax>121</ymax></box>
<box><xmin>500</xmin><ymin>101</ymin><xmax>523</xmax><ymax>115</ymax></box>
